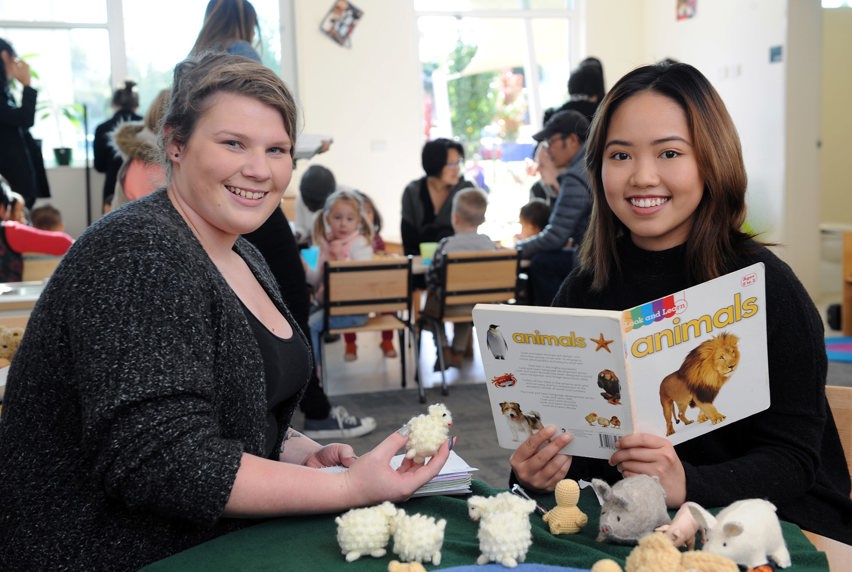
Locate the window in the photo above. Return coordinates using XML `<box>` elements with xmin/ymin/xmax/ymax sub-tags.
<box><xmin>416</xmin><ymin>1</ymin><xmax>576</xmax><ymax>243</ymax></box>
<box><xmin>0</xmin><ymin>0</ymin><xmax>280</xmax><ymax>166</ymax></box>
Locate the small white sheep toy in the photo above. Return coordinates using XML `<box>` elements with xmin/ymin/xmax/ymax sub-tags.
<box><xmin>391</xmin><ymin>509</ymin><xmax>446</xmax><ymax>566</ymax></box>
<box><xmin>335</xmin><ymin>501</ymin><xmax>398</xmax><ymax>562</ymax></box>
<box><xmin>467</xmin><ymin>492</ymin><xmax>537</xmax><ymax>568</ymax></box>
<box><xmin>404</xmin><ymin>403</ymin><xmax>453</xmax><ymax>464</ymax></box>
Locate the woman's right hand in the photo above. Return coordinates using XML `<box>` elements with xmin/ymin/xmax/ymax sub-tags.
<box><xmin>344</xmin><ymin>430</ymin><xmax>451</xmax><ymax>505</ymax></box>
<box><xmin>12</xmin><ymin>58</ymin><xmax>30</xmax><ymax>86</ymax></box>
<box><xmin>509</xmin><ymin>424</ymin><xmax>573</xmax><ymax>493</ymax></box>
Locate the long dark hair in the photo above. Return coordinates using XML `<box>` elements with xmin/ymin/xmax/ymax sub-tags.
<box><xmin>0</xmin><ymin>38</ymin><xmax>15</xmax><ymax>85</ymax></box>
<box><xmin>191</xmin><ymin>0</ymin><xmax>260</xmax><ymax>55</ymax></box>
<box><xmin>579</xmin><ymin>62</ymin><xmax>752</xmax><ymax>290</ymax></box>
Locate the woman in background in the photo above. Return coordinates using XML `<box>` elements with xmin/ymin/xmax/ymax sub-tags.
<box><xmin>0</xmin><ymin>38</ymin><xmax>50</xmax><ymax>209</ymax></box>
<box><xmin>401</xmin><ymin>137</ymin><xmax>474</xmax><ymax>257</ymax></box>
<box><xmin>191</xmin><ymin>0</ymin><xmax>262</xmax><ymax>60</ymax></box>
<box><xmin>94</xmin><ymin>80</ymin><xmax>142</xmax><ymax>209</ymax></box>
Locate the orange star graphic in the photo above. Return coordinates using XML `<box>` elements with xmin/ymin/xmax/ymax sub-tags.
<box><xmin>592</xmin><ymin>333</ymin><xmax>614</xmax><ymax>353</ymax></box>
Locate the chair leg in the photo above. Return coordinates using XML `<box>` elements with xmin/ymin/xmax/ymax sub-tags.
<box><xmin>398</xmin><ymin>328</ymin><xmax>407</xmax><ymax>388</ymax></box>
<box><xmin>432</xmin><ymin>322</ymin><xmax>450</xmax><ymax>397</ymax></box>
<box><xmin>414</xmin><ymin>320</ymin><xmax>426</xmax><ymax>403</ymax></box>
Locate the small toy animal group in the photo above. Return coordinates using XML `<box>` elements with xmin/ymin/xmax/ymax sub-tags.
<box><xmin>335</xmin><ymin>502</ymin><xmax>445</xmax><ymax>565</ymax></box>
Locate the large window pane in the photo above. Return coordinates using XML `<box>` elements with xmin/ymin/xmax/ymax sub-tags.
<box><xmin>418</xmin><ymin>14</ymin><xmax>571</xmax><ymax>243</ymax></box>
<box><xmin>121</xmin><ymin>0</ymin><xmax>280</xmax><ymax>111</ymax></box>
<box><xmin>0</xmin><ymin>0</ymin><xmax>106</xmax><ymax>24</ymax></box>
<box><xmin>1</xmin><ymin>27</ymin><xmax>111</xmax><ymax>165</ymax></box>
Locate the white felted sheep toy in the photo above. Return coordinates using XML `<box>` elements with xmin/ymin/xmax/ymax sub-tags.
<box><xmin>404</xmin><ymin>403</ymin><xmax>453</xmax><ymax>464</ymax></box>
<box><xmin>335</xmin><ymin>501</ymin><xmax>398</xmax><ymax>562</ymax></box>
<box><xmin>467</xmin><ymin>492</ymin><xmax>537</xmax><ymax>568</ymax></box>
<box><xmin>391</xmin><ymin>509</ymin><xmax>446</xmax><ymax>566</ymax></box>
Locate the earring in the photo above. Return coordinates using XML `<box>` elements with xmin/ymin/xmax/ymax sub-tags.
<box><xmin>173</xmin><ymin>152</ymin><xmax>179</xmax><ymax>158</ymax></box>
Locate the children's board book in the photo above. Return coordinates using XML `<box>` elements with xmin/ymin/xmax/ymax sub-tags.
<box><xmin>472</xmin><ymin>262</ymin><xmax>769</xmax><ymax>460</ymax></box>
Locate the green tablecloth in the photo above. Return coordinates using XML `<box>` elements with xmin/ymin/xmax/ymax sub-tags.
<box><xmin>143</xmin><ymin>480</ymin><xmax>829</xmax><ymax>571</ymax></box>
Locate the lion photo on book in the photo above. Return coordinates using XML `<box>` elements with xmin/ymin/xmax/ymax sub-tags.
<box><xmin>659</xmin><ymin>332</ymin><xmax>741</xmax><ymax>436</ymax></box>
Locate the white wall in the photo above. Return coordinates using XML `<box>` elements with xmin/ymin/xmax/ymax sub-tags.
<box><xmin>290</xmin><ymin>1</ymin><xmax>424</xmax><ymax>243</ymax></box>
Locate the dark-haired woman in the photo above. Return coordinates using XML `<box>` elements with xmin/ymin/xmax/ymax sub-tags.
<box><xmin>400</xmin><ymin>137</ymin><xmax>474</xmax><ymax>257</ymax></box>
<box><xmin>0</xmin><ymin>38</ymin><xmax>50</xmax><ymax>209</ymax></box>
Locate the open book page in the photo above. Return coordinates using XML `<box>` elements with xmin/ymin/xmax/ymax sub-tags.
<box><xmin>473</xmin><ymin>304</ymin><xmax>630</xmax><ymax>460</ymax></box>
<box><xmin>473</xmin><ymin>262</ymin><xmax>769</xmax><ymax>460</ymax></box>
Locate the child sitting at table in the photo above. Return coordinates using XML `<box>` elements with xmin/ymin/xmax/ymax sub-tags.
<box><xmin>29</xmin><ymin>204</ymin><xmax>65</xmax><ymax>232</ymax></box>
<box><xmin>340</xmin><ymin>190</ymin><xmax>397</xmax><ymax>360</ymax></box>
<box><xmin>306</xmin><ymin>189</ymin><xmax>374</xmax><ymax>370</ymax></box>
<box><xmin>422</xmin><ymin>187</ymin><xmax>495</xmax><ymax>370</ymax></box>
<box><xmin>518</xmin><ymin>198</ymin><xmax>551</xmax><ymax>240</ymax></box>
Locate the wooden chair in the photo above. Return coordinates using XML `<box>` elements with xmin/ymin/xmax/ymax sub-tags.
<box><xmin>826</xmin><ymin>385</ymin><xmax>852</xmax><ymax>488</ymax></box>
<box><xmin>22</xmin><ymin>254</ymin><xmax>62</xmax><ymax>282</ymax></box>
<box><xmin>416</xmin><ymin>249</ymin><xmax>521</xmax><ymax>401</ymax></box>
<box><xmin>318</xmin><ymin>256</ymin><xmax>417</xmax><ymax>396</ymax></box>
<box><xmin>843</xmin><ymin>232</ymin><xmax>852</xmax><ymax>335</ymax></box>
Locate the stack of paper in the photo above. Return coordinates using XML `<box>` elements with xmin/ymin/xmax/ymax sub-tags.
<box><xmin>391</xmin><ymin>450</ymin><xmax>478</xmax><ymax>497</ymax></box>
<box><xmin>321</xmin><ymin>450</ymin><xmax>478</xmax><ymax>498</ymax></box>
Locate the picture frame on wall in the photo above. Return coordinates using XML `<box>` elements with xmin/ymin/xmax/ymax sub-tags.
<box><xmin>320</xmin><ymin>0</ymin><xmax>364</xmax><ymax>48</ymax></box>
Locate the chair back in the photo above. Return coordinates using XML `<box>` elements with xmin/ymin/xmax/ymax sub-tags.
<box><xmin>441</xmin><ymin>250</ymin><xmax>520</xmax><ymax>308</ymax></box>
<box><xmin>826</xmin><ymin>385</ymin><xmax>852</xmax><ymax>485</ymax></box>
<box><xmin>323</xmin><ymin>257</ymin><xmax>412</xmax><ymax>318</ymax></box>
<box><xmin>22</xmin><ymin>254</ymin><xmax>62</xmax><ymax>282</ymax></box>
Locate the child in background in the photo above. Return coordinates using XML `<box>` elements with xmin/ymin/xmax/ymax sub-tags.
<box><xmin>347</xmin><ymin>190</ymin><xmax>397</xmax><ymax>359</ymax></box>
<box><xmin>0</xmin><ymin>185</ymin><xmax>72</xmax><ymax>282</ymax></box>
<box><xmin>422</xmin><ymin>188</ymin><xmax>495</xmax><ymax>370</ymax></box>
<box><xmin>508</xmin><ymin>61</ymin><xmax>852</xmax><ymax>544</ymax></box>
<box><xmin>306</xmin><ymin>190</ymin><xmax>374</xmax><ymax>367</ymax></box>
<box><xmin>29</xmin><ymin>205</ymin><xmax>64</xmax><ymax>232</ymax></box>
<box><xmin>518</xmin><ymin>199</ymin><xmax>551</xmax><ymax>239</ymax></box>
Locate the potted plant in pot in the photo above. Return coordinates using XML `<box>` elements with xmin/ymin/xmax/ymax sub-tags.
<box><xmin>38</xmin><ymin>101</ymin><xmax>83</xmax><ymax>166</ymax></box>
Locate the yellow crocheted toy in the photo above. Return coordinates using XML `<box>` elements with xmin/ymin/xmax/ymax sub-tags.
<box><xmin>590</xmin><ymin>531</ymin><xmax>739</xmax><ymax>572</ymax></box>
<box><xmin>387</xmin><ymin>560</ymin><xmax>426</xmax><ymax>572</ymax></box>
<box><xmin>542</xmin><ymin>479</ymin><xmax>588</xmax><ymax>535</ymax></box>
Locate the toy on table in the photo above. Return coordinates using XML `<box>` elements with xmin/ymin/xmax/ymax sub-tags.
<box><xmin>687</xmin><ymin>499</ymin><xmax>791</xmax><ymax>569</ymax></box>
<box><xmin>0</xmin><ymin>325</ymin><xmax>24</xmax><ymax>368</ymax></box>
<box><xmin>387</xmin><ymin>561</ymin><xmax>426</xmax><ymax>572</ymax></box>
<box><xmin>590</xmin><ymin>531</ymin><xmax>739</xmax><ymax>572</ymax></box>
<box><xmin>390</xmin><ymin>509</ymin><xmax>446</xmax><ymax>566</ymax></box>
<box><xmin>468</xmin><ymin>491</ymin><xmax>537</xmax><ymax>568</ymax></box>
<box><xmin>404</xmin><ymin>403</ymin><xmax>453</xmax><ymax>464</ymax></box>
<box><xmin>593</xmin><ymin>475</ymin><xmax>671</xmax><ymax>545</ymax></box>
<box><xmin>542</xmin><ymin>479</ymin><xmax>588</xmax><ymax>535</ymax></box>
<box><xmin>335</xmin><ymin>501</ymin><xmax>397</xmax><ymax>562</ymax></box>
<box><xmin>655</xmin><ymin>503</ymin><xmax>702</xmax><ymax>550</ymax></box>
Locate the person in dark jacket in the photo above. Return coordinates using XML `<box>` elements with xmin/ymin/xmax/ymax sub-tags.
<box><xmin>517</xmin><ymin>110</ymin><xmax>592</xmax><ymax>306</ymax></box>
<box><xmin>0</xmin><ymin>38</ymin><xmax>50</xmax><ymax>209</ymax></box>
<box><xmin>509</xmin><ymin>61</ymin><xmax>852</xmax><ymax>544</ymax></box>
<box><xmin>93</xmin><ymin>80</ymin><xmax>142</xmax><ymax>209</ymax></box>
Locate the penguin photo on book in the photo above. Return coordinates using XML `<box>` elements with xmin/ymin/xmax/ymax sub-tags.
<box><xmin>486</xmin><ymin>324</ymin><xmax>508</xmax><ymax>360</ymax></box>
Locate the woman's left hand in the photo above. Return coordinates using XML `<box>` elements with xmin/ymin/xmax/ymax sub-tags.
<box><xmin>609</xmin><ymin>432</ymin><xmax>686</xmax><ymax>507</ymax></box>
<box><xmin>303</xmin><ymin>443</ymin><xmax>357</xmax><ymax>469</ymax></box>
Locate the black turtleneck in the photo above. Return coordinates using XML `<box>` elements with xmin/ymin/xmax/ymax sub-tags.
<box><xmin>551</xmin><ymin>237</ymin><xmax>852</xmax><ymax>543</ymax></box>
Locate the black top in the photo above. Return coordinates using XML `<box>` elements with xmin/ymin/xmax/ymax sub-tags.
<box><xmin>240</xmin><ymin>301</ymin><xmax>309</xmax><ymax>458</ymax></box>
<box><xmin>552</xmin><ymin>237</ymin><xmax>852</xmax><ymax>543</ymax></box>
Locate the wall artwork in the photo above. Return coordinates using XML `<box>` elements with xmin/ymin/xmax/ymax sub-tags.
<box><xmin>320</xmin><ymin>1</ymin><xmax>364</xmax><ymax>48</ymax></box>
<box><xmin>677</xmin><ymin>0</ymin><xmax>697</xmax><ymax>20</ymax></box>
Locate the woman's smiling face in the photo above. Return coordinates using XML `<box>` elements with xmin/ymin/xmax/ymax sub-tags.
<box><xmin>167</xmin><ymin>91</ymin><xmax>292</xmax><ymax>242</ymax></box>
<box><xmin>602</xmin><ymin>90</ymin><xmax>704</xmax><ymax>251</ymax></box>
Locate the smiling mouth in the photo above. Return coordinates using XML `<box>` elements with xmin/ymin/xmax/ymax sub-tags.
<box><xmin>226</xmin><ymin>185</ymin><xmax>265</xmax><ymax>200</ymax></box>
<box><xmin>629</xmin><ymin>196</ymin><xmax>669</xmax><ymax>208</ymax></box>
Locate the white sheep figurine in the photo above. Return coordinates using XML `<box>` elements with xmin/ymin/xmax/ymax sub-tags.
<box><xmin>391</xmin><ymin>509</ymin><xmax>446</xmax><ymax>566</ymax></box>
<box><xmin>467</xmin><ymin>492</ymin><xmax>537</xmax><ymax>568</ymax></box>
<box><xmin>335</xmin><ymin>501</ymin><xmax>397</xmax><ymax>562</ymax></box>
<box><xmin>404</xmin><ymin>403</ymin><xmax>453</xmax><ymax>464</ymax></box>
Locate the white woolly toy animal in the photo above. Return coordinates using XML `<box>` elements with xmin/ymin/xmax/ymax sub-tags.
<box><xmin>687</xmin><ymin>499</ymin><xmax>791</xmax><ymax>569</ymax></box>
<box><xmin>335</xmin><ymin>501</ymin><xmax>397</xmax><ymax>562</ymax></box>
<box><xmin>391</xmin><ymin>509</ymin><xmax>446</xmax><ymax>565</ymax></box>
<box><xmin>467</xmin><ymin>492</ymin><xmax>537</xmax><ymax>568</ymax></box>
<box><xmin>404</xmin><ymin>403</ymin><xmax>453</xmax><ymax>464</ymax></box>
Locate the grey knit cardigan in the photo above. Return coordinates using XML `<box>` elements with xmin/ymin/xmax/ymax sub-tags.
<box><xmin>0</xmin><ymin>189</ymin><xmax>309</xmax><ymax>570</ymax></box>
